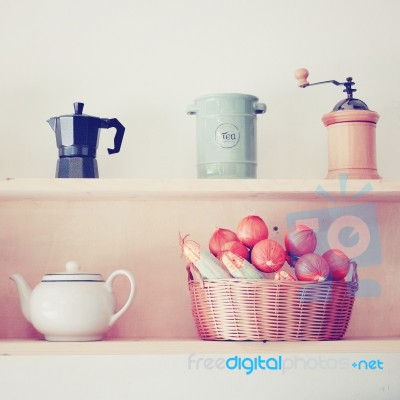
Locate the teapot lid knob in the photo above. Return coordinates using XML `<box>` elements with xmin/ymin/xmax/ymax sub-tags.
<box><xmin>66</xmin><ymin>260</ymin><xmax>80</xmax><ymax>273</ymax></box>
<box><xmin>73</xmin><ymin>102</ymin><xmax>84</xmax><ymax>115</ymax></box>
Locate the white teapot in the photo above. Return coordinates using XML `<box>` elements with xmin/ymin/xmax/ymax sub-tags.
<box><xmin>10</xmin><ymin>261</ymin><xmax>136</xmax><ymax>342</ymax></box>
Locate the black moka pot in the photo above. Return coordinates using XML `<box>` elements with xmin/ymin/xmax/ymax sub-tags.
<box><xmin>47</xmin><ymin>102</ymin><xmax>125</xmax><ymax>178</ymax></box>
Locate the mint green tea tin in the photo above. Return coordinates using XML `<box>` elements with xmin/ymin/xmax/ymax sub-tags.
<box><xmin>187</xmin><ymin>93</ymin><xmax>266</xmax><ymax>178</ymax></box>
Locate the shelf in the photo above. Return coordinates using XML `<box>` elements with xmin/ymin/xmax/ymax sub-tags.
<box><xmin>1</xmin><ymin>339</ymin><xmax>399</xmax><ymax>356</ymax></box>
<box><xmin>1</xmin><ymin>178</ymin><xmax>400</xmax><ymax>343</ymax></box>
<box><xmin>1</xmin><ymin>178</ymin><xmax>400</xmax><ymax>201</ymax></box>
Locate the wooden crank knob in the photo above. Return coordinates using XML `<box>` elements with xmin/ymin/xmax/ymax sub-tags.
<box><xmin>295</xmin><ymin>68</ymin><xmax>309</xmax><ymax>87</ymax></box>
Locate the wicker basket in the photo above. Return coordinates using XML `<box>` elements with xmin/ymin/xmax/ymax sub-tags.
<box><xmin>188</xmin><ymin>263</ymin><xmax>358</xmax><ymax>341</ymax></box>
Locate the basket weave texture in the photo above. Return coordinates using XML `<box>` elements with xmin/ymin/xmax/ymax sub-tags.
<box><xmin>188</xmin><ymin>265</ymin><xmax>358</xmax><ymax>341</ymax></box>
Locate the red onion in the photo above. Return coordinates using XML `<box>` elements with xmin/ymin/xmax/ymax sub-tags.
<box><xmin>322</xmin><ymin>249</ymin><xmax>351</xmax><ymax>281</ymax></box>
<box><xmin>284</xmin><ymin>225</ymin><xmax>317</xmax><ymax>257</ymax></box>
<box><xmin>237</xmin><ymin>215</ymin><xmax>269</xmax><ymax>249</ymax></box>
<box><xmin>217</xmin><ymin>240</ymin><xmax>250</xmax><ymax>261</ymax></box>
<box><xmin>209</xmin><ymin>228</ymin><xmax>238</xmax><ymax>256</ymax></box>
<box><xmin>251</xmin><ymin>239</ymin><xmax>286</xmax><ymax>273</ymax></box>
<box><xmin>294</xmin><ymin>253</ymin><xmax>329</xmax><ymax>282</ymax></box>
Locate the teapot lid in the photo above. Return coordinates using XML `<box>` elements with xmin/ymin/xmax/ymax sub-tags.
<box><xmin>42</xmin><ymin>261</ymin><xmax>104</xmax><ymax>282</ymax></box>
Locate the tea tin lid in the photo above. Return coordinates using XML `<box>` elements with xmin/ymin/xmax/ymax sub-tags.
<box><xmin>187</xmin><ymin>93</ymin><xmax>266</xmax><ymax>116</ymax></box>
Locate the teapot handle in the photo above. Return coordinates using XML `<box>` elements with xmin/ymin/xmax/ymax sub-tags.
<box><xmin>102</xmin><ymin>118</ymin><xmax>125</xmax><ymax>155</ymax></box>
<box><xmin>105</xmin><ymin>269</ymin><xmax>136</xmax><ymax>327</ymax></box>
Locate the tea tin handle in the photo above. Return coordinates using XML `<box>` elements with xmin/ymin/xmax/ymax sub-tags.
<box><xmin>254</xmin><ymin>102</ymin><xmax>267</xmax><ymax>114</ymax></box>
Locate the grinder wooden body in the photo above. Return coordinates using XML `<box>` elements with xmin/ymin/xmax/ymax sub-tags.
<box><xmin>322</xmin><ymin>109</ymin><xmax>380</xmax><ymax>179</ymax></box>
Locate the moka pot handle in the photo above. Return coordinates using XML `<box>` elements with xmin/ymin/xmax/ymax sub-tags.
<box><xmin>102</xmin><ymin>118</ymin><xmax>125</xmax><ymax>154</ymax></box>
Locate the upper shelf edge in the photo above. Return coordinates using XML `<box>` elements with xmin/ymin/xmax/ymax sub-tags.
<box><xmin>1</xmin><ymin>178</ymin><xmax>400</xmax><ymax>201</ymax></box>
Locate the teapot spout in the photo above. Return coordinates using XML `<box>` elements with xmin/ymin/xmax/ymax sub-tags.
<box><xmin>10</xmin><ymin>274</ymin><xmax>32</xmax><ymax>323</ymax></box>
<box><xmin>47</xmin><ymin>117</ymin><xmax>57</xmax><ymax>133</ymax></box>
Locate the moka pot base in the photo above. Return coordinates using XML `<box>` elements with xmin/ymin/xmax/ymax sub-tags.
<box><xmin>56</xmin><ymin>157</ymin><xmax>99</xmax><ymax>178</ymax></box>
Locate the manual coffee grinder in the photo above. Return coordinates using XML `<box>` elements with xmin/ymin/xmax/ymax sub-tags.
<box><xmin>295</xmin><ymin>68</ymin><xmax>381</xmax><ymax>179</ymax></box>
<box><xmin>48</xmin><ymin>102</ymin><xmax>125</xmax><ymax>178</ymax></box>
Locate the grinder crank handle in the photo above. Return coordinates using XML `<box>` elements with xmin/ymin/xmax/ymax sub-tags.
<box><xmin>295</xmin><ymin>68</ymin><xmax>344</xmax><ymax>89</ymax></box>
<box><xmin>102</xmin><ymin>118</ymin><xmax>125</xmax><ymax>154</ymax></box>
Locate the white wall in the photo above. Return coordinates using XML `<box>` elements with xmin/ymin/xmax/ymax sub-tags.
<box><xmin>1</xmin><ymin>0</ymin><xmax>400</xmax><ymax>180</ymax></box>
